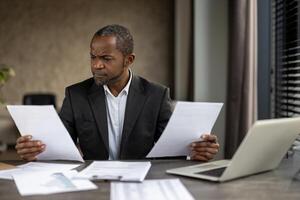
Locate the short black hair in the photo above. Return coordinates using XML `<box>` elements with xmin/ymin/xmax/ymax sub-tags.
<box><xmin>93</xmin><ymin>24</ymin><xmax>134</xmax><ymax>56</ymax></box>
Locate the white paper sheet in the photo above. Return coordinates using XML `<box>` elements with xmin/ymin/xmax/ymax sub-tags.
<box><xmin>147</xmin><ymin>101</ymin><xmax>223</xmax><ymax>158</ymax></box>
<box><xmin>110</xmin><ymin>179</ymin><xmax>195</xmax><ymax>200</ymax></box>
<box><xmin>0</xmin><ymin>162</ymin><xmax>80</xmax><ymax>180</ymax></box>
<box><xmin>76</xmin><ymin>161</ymin><xmax>151</xmax><ymax>182</ymax></box>
<box><xmin>0</xmin><ymin>168</ymin><xmax>22</xmax><ymax>180</ymax></box>
<box><xmin>13</xmin><ymin>170</ymin><xmax>97</xmax><ymax>196</ymax></box>
<box><xmin>7</xmin><ymin>105</ymin><xmax>84</xmax><ymax>162</ymax></box>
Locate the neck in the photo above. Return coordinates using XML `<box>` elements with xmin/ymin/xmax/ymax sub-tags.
<box><xmin>107</xmin><ymin>69</ymin><xmax>130</xmax><ymax>96</ymax></box>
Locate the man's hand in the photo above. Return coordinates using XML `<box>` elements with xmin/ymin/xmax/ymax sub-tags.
<box><xmin>190</xmin><ymin>134</ymin><xmax>219</xmax><ymax>161</ymax></box>
<box><xmin>15</xmin><ymin>135</ymin><xmax>46</xmax><ymax>161</ymax></box>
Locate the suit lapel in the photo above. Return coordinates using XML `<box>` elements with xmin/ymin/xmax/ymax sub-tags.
<box><xmin>120</xmin><ymin>76</ymin><xmax>148</xmax><ymax>156</ymax></box>
<box><xmin>87</xmin><ymin>82</ymin><xmax>109</xmax><ymax>152</ymax></box>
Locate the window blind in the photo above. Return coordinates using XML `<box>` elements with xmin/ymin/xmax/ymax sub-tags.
<box><xmin>272</xmin><ymin>0</ymin><xmax>300</xmax><ymax>117</ymax></box>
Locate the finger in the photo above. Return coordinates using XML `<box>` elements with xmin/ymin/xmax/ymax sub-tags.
<box><xmin>16</xmin><ymin>135</ymin><xmax>32</xmax><ymax>144</ymax></box>
<box><xmin>20</xmin><ymin>154</ymin><xmax>38</xmax><ymax>161</ymax></box>
<box><xmin>191</xmin><ymin>154</ymin><xmax>208</xmax><ymax>161</ymax></box>
<box><xmin>17</xmin><ymin>144</ymin><xmax>45</xmax><ymax>155</ymax></box>
<box><xmin>190</xmin><ymin>142</ymin><xmax>220</xmax><ymax>151</ymax></box>
<box><xmin>15</xmin><ymin>141</ymin><xmax>43</xmax><ymax>150</ymax></box>
<box><xmin>201</xmin><ymin>134</ymin><xmax>218</xmax><ymax>142</ymax></box>
<box><xmin>209</xmin><ymin>143</ymin><xmax>220</xmax><ymax>149</ymax></box>
<box><xmin>21</xmin><ymin>150</ymin><xmax>44</xmax><ymax>160</ymax></box>
<box><xmin>192</xmin><ymin>147</ymin><xmax>219</xmax><ymax>154</ymax></box>
<box><xmin>190</xmin><ymin>142</ymin><xmax>210</xmax><ymax>148</ymax></box>
<box><xmin>194</xmin><ymin>151</ymin><xmax>215</xmax><ymax>160</ymax></box>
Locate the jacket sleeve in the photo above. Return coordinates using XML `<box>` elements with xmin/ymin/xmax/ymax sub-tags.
<box><xmin>59</xmin><ymin>87</ymin><xmax>78</xmax><ymax>144</ymax></box>
<box><xmin>154</xmin><ymin>88</ymin><xmax>173</xmax><ymax>142</ymax></box>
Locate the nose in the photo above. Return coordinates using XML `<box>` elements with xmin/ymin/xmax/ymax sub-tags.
<box><xmin>92</xmin><ymin>58</ymin><xmax>105</xmax><ymax>69</ymax></box>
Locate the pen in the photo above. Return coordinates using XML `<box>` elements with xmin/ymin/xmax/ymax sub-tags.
<box><xmin>91</xmin><ymin>175</ymin><xmax>123</xmax><ymax>181</ymax></box>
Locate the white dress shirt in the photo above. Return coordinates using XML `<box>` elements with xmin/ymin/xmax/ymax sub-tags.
<box><xmin>103</xmin><ymin>71</ymin><xmax>132</xmax><ymax>160</ymax></box>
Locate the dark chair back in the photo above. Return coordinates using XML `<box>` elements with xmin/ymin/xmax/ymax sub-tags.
<box><xmin>23</xmin><ymin>93</ymin><xmax>57</xmax><ymax>108</ymax></box>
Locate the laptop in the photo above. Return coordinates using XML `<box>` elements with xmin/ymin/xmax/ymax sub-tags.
<box><xmin>166</xmin><ymin>117</ymin><xmax>300</xmax><ymax>182</ymax></box>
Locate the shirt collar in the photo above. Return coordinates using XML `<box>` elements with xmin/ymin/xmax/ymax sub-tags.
<box><xmin>103</xmin><ymin>69</ymin><xmax>132</xmax><ymax>97</ymax></box>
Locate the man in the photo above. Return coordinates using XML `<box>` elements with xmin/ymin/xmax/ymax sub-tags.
<box><xmin>15</xmin><ymin>24</ymin><xmax>219</xmax><ymax>161</ymax></box>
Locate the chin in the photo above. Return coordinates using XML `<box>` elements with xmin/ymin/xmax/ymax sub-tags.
<box><xmin>94</xmin><ymin>78</ymin><xmax>108</xmax><ymax>86</ymax></box>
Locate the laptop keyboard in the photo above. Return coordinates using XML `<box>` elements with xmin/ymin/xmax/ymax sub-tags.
<box><xmin>195</xmin><ymin>167</ymin><xmax>227</xmax><ymax>177</ymax></box>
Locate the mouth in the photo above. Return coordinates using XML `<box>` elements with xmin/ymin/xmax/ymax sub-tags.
<box><xmin>94</xmin><ymin>75</ymin><xmax>106</xmax><ymax>78</ymax></box>
<box><xmin>93</xmin><ymin>73</ymin><xmax>107</xmax><ymax>78</ymax></box>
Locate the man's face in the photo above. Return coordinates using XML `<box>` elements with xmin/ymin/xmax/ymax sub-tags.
<box><xmin>90</xmin><ymin>35</ymin><xmax>127</xmax><ymax>86</ymax></box>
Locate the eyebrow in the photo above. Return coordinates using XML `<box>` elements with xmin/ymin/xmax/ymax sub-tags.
<box><xmin>90</xmin><ymin>51</ymin><xmax>113</xmax><ymax>55</ymax></box>
<box><xmin>90</xmin><ymin>53</ymin><xmax>113</xmax><ymax>58</ymax></box>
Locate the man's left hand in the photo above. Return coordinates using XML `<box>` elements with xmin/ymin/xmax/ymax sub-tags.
<box><xmin>190</xmin><ymin>134</ymin><xmax>219</xmax><ymax>161</ymax></box>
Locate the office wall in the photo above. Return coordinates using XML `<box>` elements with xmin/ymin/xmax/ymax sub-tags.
<box><xmin>194</xmin><ymin>0</ymin><xmax>228</xmax><ymax>159</ymax></box>
<box><xmin>0</xmin><ymin>0</ymin><xmax>174</xmax><ymax>107</ymax></box>
<box><xmin>174</xmin><ymin>0</ymin><xmax>192</xmax><ymax>101</ymax></box>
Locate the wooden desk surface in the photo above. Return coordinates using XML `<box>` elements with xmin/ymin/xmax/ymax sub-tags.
<box><xmin>1</xmin><ymin>153</ymin><xmax>300</xmax><ymax>200</ymax></box>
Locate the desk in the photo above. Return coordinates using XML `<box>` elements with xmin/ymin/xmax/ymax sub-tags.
<box><xmin>1</xmin><ymin>153</ymin><xmax>300</xmax><ymax>200</ymax></box>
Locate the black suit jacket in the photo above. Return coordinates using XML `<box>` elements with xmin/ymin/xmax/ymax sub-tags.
<box><xmin>59</xmin><ymin>75</ymin><xmax>172</xmax><ymax>160</ymax></box>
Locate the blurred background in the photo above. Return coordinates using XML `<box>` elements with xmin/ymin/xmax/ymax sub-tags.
<box><xmin>0</xmin><ymin>0</ymin><xmax>175</xmax><ymax>106</ymax></box>
<box><xmin>1</xmin><ymin>0</ymin><xmax>299</xmax><ymax>161</ymax></box>
<box><xmin>0</xmin><ymin>0</ymin><xmax>177</xmax><ymax>159</ymax></box>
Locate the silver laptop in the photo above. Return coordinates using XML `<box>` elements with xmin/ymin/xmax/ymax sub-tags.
<box><xmin>166</xmin><ymin>117</ymin><xmax>300</xmax><ymax>182</ymax></box>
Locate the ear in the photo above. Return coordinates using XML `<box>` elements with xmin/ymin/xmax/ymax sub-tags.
<box><xmin>125</xmin><ymin>53</ymin><xmax>135</xmax><ymax>67</ymax></box>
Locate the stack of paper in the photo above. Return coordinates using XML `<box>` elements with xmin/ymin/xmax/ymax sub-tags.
<box><xmin>13</xmin><ymin>170</ymin><xmax>97</xmax><ymax>196</ymax></box>
<box><xmin>0</xmin><ymin>162</ymin><xmax>80</xmax><ymax>180</ymax></box>
<box><xmin>76</xmin><ymin>161</ymin><xmax>151</xmax><ymax>182</ymax></box>
<box><xmin>0</xmin><ymin>162</ymin><xmax>97</xmax><ymax>196</ymax></box>
<box><xmin>110</xmin><ymin>179</ymin><xmax>195</xmax><ymax>200</ymax></box>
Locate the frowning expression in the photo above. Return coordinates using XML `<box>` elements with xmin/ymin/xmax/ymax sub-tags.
<box><xmin>90</xmin><ymin>35</ymin><xmax>128</xmax><ymax>86</ymax></box>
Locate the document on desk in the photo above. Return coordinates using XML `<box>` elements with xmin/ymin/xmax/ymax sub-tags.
<box><xmin>147</xmin><ymin>101</ymin><xmax>223</xmax><ymax>158</ymax></box>
<box><xmin>18</xmin><ymin>162</ymin><xmax>81</xmax><ymax>172</ymax></box>
<box><xmin>76</xmin><ymin>161</ymin><xmax>151</xmax><ymax>182</ymax></box>
<box><xmin>7</xmin><ymin>105</ymin><xmax>84</xmax><ymax>162</ymax></box>
<box><xmin>110</xmin><ymin>179</ymin><xmax>195</xmax><ymax>200</ymax></box>
<box><xmin>13</xmin><ymin>170</ymin><xmax>97</xmax><ymax>196</ymax></box>
<box><xmin>0</xmin><ymin>162</ymin><xmax>80</xmax><ymax>180</ymax></box>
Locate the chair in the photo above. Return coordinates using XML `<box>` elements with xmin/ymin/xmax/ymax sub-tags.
<box><xmin>23</xmin><ymin>93</ymin><xmax>57</xmax><ymax>108</ymax></box>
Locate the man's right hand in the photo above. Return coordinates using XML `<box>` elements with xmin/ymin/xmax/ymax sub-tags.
<box><xmin>15</xmin><ymin>135</ymin><xmax>46</xmax><ymax>161</ymax></box>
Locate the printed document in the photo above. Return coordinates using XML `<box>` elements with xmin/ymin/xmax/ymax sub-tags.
<box><xmin>13</xmin><ymin>170</ymin><xmax>97</xmax><ymax>196</ymax></box>
<box><xmin>7</xmin><ymin>105</ymin><xmax>84</xmax><ymax>162</ymax></box>
<box><xmin>76</xmin><ymin>161</ymin><xmax>151</xmax><ymax>182</ymax></box>
<box><xmin>110</xmin><ymin>179</ymin><xmax>195</xmax><ymax>200</ymax></box>
<box><xmin>0</xmin><ymin>162</ymin><xmax>80</xmax><ymax>180</ymax></box>
<box><xmin>147</xmin><ymin>101</ymin><xmax>223</xmax><ymax>157</ymax></box>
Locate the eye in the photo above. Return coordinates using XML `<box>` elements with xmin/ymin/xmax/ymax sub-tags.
<box><xmin>102</xmin><ymin>56</ymin><xmax>112</xmax><ymax>62</ymax></box>
<box><xmin>90</xmin><ymin>54</ymin><xmax>96</xmax><ymax>59</ymax></box>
